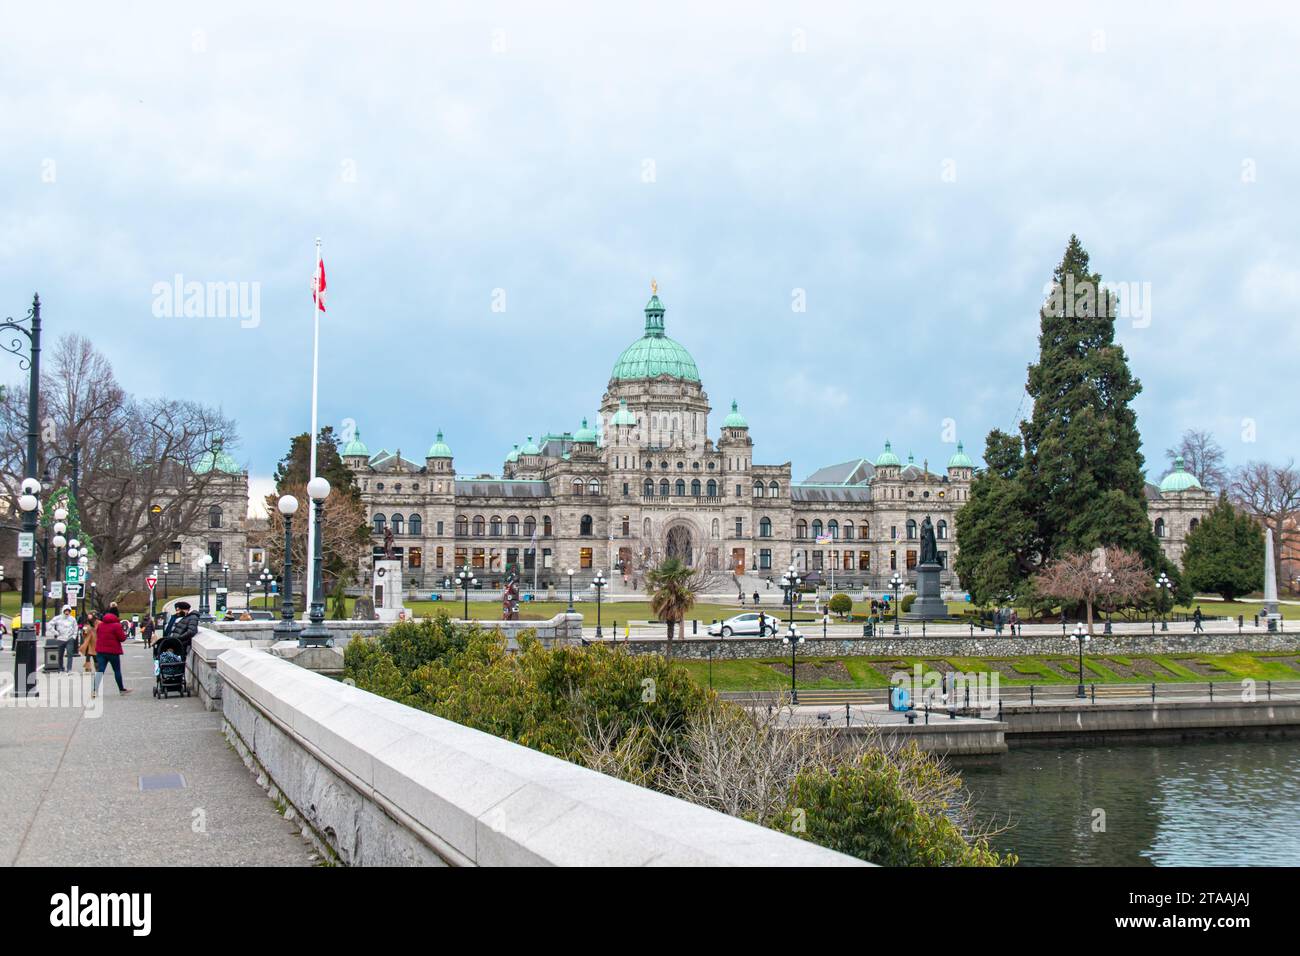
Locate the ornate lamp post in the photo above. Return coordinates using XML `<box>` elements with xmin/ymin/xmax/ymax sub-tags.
<box><xmin>779</xmin><ymin>578</ymin><xmax>805</xmax><ymax>707</ymax></box>
<box><xmin>273</xmin><ymin>495</ymin><xmax>301</xmax><ymax>640</ymax></box>
<box><xmin>199</xmin><ymin>554</ymin><xmax>214</xmax><ymax>622</ymax></box>
<box><xmin>1098</xmin><ymin>569</ymin><xmax>1115</xmax><ymax>635</ymax></box>
<box><xmin>780</xmin><ymin>562</ymin><xmax>801</xmax><ymax>640</ymax></box>
<box><xmin>457</xmin><ymin>564</ymin><xmax>478</xmax><ymax>620</ymax></box>
<box><xmin>890</xmin><ymin>571</ymin><xmax>903</xmax><ymax>635</ymax></box>
<box><xmin>243</xmin><ymin>580</ymin><xmax>251</xmax><ymax>613</ymax></box>
<box><xmin>1155</xmin><ymin>571</ymin><xmax>1171</xmax><ymax>631</ymax></box>
<box><xmin>1070</xmin><ymin>622</ymin><xmax>1090</xmax><ymax>699</ymax></box>
<box><xmin>592</xmin><ymin>570</ymin><xmax>607</xmax><ymax>639</ymax></box>
<box><xmin>4</xmin><ymin>295</ymin><xmax>42</xmax><ymax>697</ymax></box>
<box><xmin>300</xmin><ymin>477</ymin><xmax>331</xmax><ymax>646</ymax></box>
<box><xmin>259</xmin><ymin>568</ymin><xmax>274</xmax><ymax>609</ymax></box>
<box><xmin>566</xmin><ymin>568</ymin><xmax>576</xmax><ymax>613</ymax></box>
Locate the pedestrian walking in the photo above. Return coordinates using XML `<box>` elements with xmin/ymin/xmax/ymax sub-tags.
<box><xmin>1193</xmin><ymin>606</ymin><xmax>1204</xmax><ymax>633</ymax></box>
<box><xmin>141</xmin><ymin>614</ymin><xmax>155</xmax><ymax>649</ymax></box>
<box><xmin>753</xmin><ymin>591</ymin><xmax>760</xmax><ymax>606</ymax></box>
<box><xmin>92</xmin><ymin>609</ymin><xmax>132</xmax><ymax>698</ymax></box>
<box><xmin>78</xmin><ymin>612</ymin><xmax>98</xmax><ymax>674</ymax></box>
<box><xmin>1009</xmin><ymin>609</ymin><xmax>1020</xmax><ymax>636</ymax></box>
<box><xmin>50</xmin><ymin>604</ymin><xmax>80</xmax><ymax>672</ymax></box>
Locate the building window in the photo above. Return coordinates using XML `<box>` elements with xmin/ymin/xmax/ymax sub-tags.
<box><xmin>580</xmin><ymin>547</ymin><xmax>593</xmax><ymax>569</ymax></box>
<box><xmin>391</xmin><ymin>514</ymin><xmax>404</xmax><ymax>535</ymax></box>
<box><xmin>907</xmin><ymin>550</ymin><xmax>917</xmax><ymax>570</ymax></box>
<box><xmin>907</xmin><ymin>519</ymin><xmax>917</xmax><ymax>540</ymax></box>
<box><xmin>754</xmin><ymin>481</ymin><xmax>765</xmax><ymax>498</ymax></box>
<box><xmin>472</xmin><ymin>548</ymin><xmax>485</xmax><ymax>569</ymax></box>
<box><xmin>844</xmin><ymin>521</ymin><xmax>854</xmax><ymax>540</ymax></box>
<box><xmin>769</xmin><ymin>481</ymin><xmax>779</xmax><ymax>497</ymax></box>
<box><xmin>937</xmin><ymin>519</ymin><xmax>947</xmax><ymax>540</ymax></box>
<box><xmin>675</xmin><ymin>479</ymin><xmax>686</xmax><ymax>496</ymax></box>
<box><xmin>712</xmin><ymin>519</ymin><xmax>720</xmax><ymax>539</ymax></box>
<box><xmin>659</xmin><ymin>479</ymin><xmax>670</xmax><ymax>497</ymax></box>
<box><xmin>760</xmin><ymin>549</ymin><xmax>772</xmax><ymax>570</ymax></box>
<box><xmin>455</xmin><ymin>547</ymin><xmax>467</xmax><ymax>568</ymax></box>
<box><xmin>691</xmin><ymin>479</ymin><xmax>701</xmax><ymax>497</ymax></box>
<box><xmin>542</xmin><ymin>548</ymin><xmax>553</xmax><ymax>569</ymax></box>
<box><xmin>735</xmin><ymin>517</ymin><xmax>743</xmax><ymax>537</ymax></box>
<box><xmin>589</xmin><ymin>479</ymin><xmax>600</xmax><ymax>495</ymax></box>
<box><xmin>208</xmin><ymin>542</ymin><xmax>222</xmax><ymax>563</ymax></box>
<box><xmin>891</xmin><ymin>525</ymin><xmax>897</xmax><ymax>540</ymax></box>
<box><xmin>643</xmin><ymin>478</ymin><xmax>654</xmax><ymax>496</ymax></box>
<box><xmin>622</xmin><ymin>516</ymin><xmax>630</xmax><ymax>536</ymax></box>
<box><xmin>543</xmin><ymin>516</ymin><xmax>552</xmax><ymax>536</ymax></box>
<box><xmin>373</xmin><ymin>514</ymin><xmax>386</xmax><ymax>534</ymax></box>
<box><xmin>456</xmin><ymin>515</ymin><xmax>468</xmax><ymax>536</ymax></box>
<box><xmin>1189</xmin><ymin>518</ymin><xmax>1199</xmax><ymax>532</ymax></box>
<box><xmin>812</xmin><ymin>551</ymin><xmax>824</xmax><ymax>570</ymax></box>
<box><xmin>409</xmin><ymin>547</ymin><xmax>423</xmax><ymax>568</ymax></box>
<box><xmin>890</xmin><ymin>550</ymin><xmax>897</xmax><ymax>570</ymax></box>
<box><xmin>859</xmin><ymin>551</ymin><xmax>870</xmax><ymax>571</ymax></box>
<box><xmin>707</xmin><ymin>479</ymin><xmax>717</xmax><ymax>496</ymax></box>
<box><xmin>760</xmin><ymin>517</ymin><xmax>772</xmax><ymax>537</ymax></box>
<box><xmin>208</xmin><ymin>505</ymin><xmax>223</xmax><ymax>529</ymax></box>
<box><xmin>1155</xmin><ymin>517</ymin><xmax>1166</xmax><ymax>538</ymax></box>
<box><xmin>410</xmin><ymin>515</ymin><xmax>422</xmax><ymax>536</ymax></box>
<box><xmin>490</xmin><ymin>516</ymin><xmax>502</xmax><ymax>536</ymax></box>
<box><xmin>523</xmin><ymin>516</ymin><xmax>536</xmax><ymax>538</ymax></box>
<box><xmin>573</xmin><ymin>479</ymin><xmax>585</xmax><ymax>496</ymax></box>
<box><xmin>812</xmin><ymin>520</ymin><xmax>823</xmax><ymax>539</ymax></box>
<box><xmin>524</xmin><ymin>548</ymin><xmax>535</xmax><ymax>570</ymax></box>
<box><xmin>735</xmin><ymin>484</ymin><xmax>742</xmax><ymax>497</ymax></box>
<box><xmin>843</xmin><ymin>551</ymin><xmax>853</xmax><ymax>571</ymax></box>
<box><xmin>580</xmin><ymin>514</ymin><xmax>593</xmax><ymax>536</ymax></box>
<box><xmin>507</xmin><ymin>516</ymin><xmax>519</xmax><ymax>537</ymax></box>
<box><xmin>435</xmin><ymin>546</ymin><xmax>444</xmax><ymax>569</ymax></box>
<box><xmin>473</xmin><ymin>516</ymin><xmax>485</xmax><ymax>536</ymax></box>
<box><xmin>828</xmin><ymin>520</ymin><xmax>839</xmax><ymax>539</ymax></box>
<box><xmin>622</xmin><ymin>482</ymin><xmax>629</xmax><ymax>496</ymax></box>
<box><xmin>796</xmin><ymin>520</ymin><xmax>808</xmax><ymax>539</ymax></box>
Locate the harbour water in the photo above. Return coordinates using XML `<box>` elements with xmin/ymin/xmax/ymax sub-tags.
<box><xmin>961</xmin><ymin>737</ymin><xmax>1300</xmax><ymax>866</ymax></box>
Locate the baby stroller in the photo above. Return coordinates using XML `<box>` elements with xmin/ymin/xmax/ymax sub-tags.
<box><xmin>152</xmin><ymin>635</ymin><xmax>190</xmax><ymax>699</ymax></box>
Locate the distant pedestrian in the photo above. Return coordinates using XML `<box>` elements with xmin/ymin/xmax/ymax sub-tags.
<box><xmin>1193</xmin><ymin>606</ymin><xmax>1204</xmax><ymax>633</ymax></box>
<box><xmin>142</xmin><ymin>614</ymin><xmax>155</xmax><ymax>649</ymax></box>
<box><xmin>92</xmin><ymin>610</ymin><xmax>132</xmax><ymax>698</ymax></box>
<box><xmin>753</xmin><ymin>591</ymin><xmax>760</xmax><ymax>606</ymax></box>
<box><xmin>78</xmin><ymin>613</ymin><xmax>98</xmax><ymax>673</ymax></box>
<box><xmin>1009</xmin><ymin>609</ymin><xmax>1020</xmax><ymax>636</ymax></box>
<box><xmin>50</xmin><ymin>605</ymin><xmax>80</xmax><ymax>672</ymax></box>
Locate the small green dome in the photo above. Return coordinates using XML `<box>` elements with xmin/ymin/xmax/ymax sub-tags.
<box><xmin>426</xmin><ymin>430</ymin><xmax>453</xmax><ymax>459</ymax></box>
<box><xmin>574</xmin><ymin>418</ymin><xmax>597</xmax><ymax>443</ymax></box>
<box><xmin>610</xmin><ymin>398</ymin><xmax>637</xmax><ymax>427</ymax></box>
<box><xmin>195</xmin><ymin>438</ymin><xmax>241</xmax><ymax>475</ymax></box>
<box><xmin>520</xmin><ymin>435</ymin><xmax>541</xmax><ymax>456</ymax></box>
<box><xmin>874</xmin><ymin>440</ymin><xmax>900</xmax><ymax>468</ymax></box>
<box><xmin>1159</xmin><ymin>456</ymin><xmax>1202</xmax><ymax>493</ymax></box>
<box><xmin>342</xmin><ymin>428</ymin><xmax>369</xmax><ymax>458</ymax></box>
<box><xmin>722</xmin><ymin>400</ymin><xmax>748</xmax><ymax>429</ymax></box>
<box><xmin>610</xmin><ymin>292</ymin><xmax>701</xmax><ymax>382</ymax></box>
<box><xmin>506</xmin><ymin>443</ymin><xmax>520</xmax><ymax>463</ymax></box>
<box><xmin>948</xmin><ymin>441</ymin><xmax>974</xmax><ymax>469</ymax></box>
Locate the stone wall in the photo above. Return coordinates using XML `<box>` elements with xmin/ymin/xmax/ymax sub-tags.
<box><xmin>613</xmin><ymin>630</ymin><xmax>1300</xmax><ymax>660</ymax></box>
<box><xmin>216</xmin><ymin>646</ymin><xmax>864</xmax><ymax>867</ymax></box>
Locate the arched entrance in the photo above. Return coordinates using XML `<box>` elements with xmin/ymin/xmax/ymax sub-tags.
<box><xmin>666</xmin><ymin>524</ymin><xmax>694</xmax><ymax>567</ymax></box>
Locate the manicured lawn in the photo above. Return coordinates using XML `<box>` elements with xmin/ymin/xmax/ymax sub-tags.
<box><xmin>678</xmin><ymin>651</ymin><xmax>1300</xmax><ymax>692</ymax></box>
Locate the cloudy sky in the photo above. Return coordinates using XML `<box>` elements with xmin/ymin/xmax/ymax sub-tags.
<box><xmin>3</xmin><ymin>2</ymin><xmax>1297</xmax><ymax>512</ymax></box>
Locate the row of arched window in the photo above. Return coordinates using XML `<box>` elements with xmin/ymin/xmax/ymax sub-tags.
<box><xmin>373</xmin><ymin>513</ymin><xmax>423</xmax><ymax>535</ymax></box>
<box><xmin>751</xmin><ymin>481</ymin><xmax>781</xmax><ymax>498</ymax></box>
<box><xmin>1154</xmin><ymin>517</ymin><xmax>1198</xmax><ymax>538</ymax></box>
<box><xmin>571</xmin><ymin>479</ymin><xmax>602</xmax><ymax>495</ymax></box>
<box><xmin>454</xmin><ymin>515</ymin><xmax>550</xmax><ymax>538</ymax></box>
<box><xmin>793</xmin><ymin>518</ymin><xmax>948</xmax><ymax>541</ymax></box>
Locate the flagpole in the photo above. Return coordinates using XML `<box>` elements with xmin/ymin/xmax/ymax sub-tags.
<box><xmin>305</xmin><ymin>237</ymin><xmax>322</xmax><ymax>619</ymax></box>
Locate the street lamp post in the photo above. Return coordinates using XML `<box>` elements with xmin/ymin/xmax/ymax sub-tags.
<box><xmin>566</xmin><ymin>568</ymin><xmax>575</xmax><ymax>613</ymax></box>
<box><xmin>780</xmin><ymin>564</ymin><xmax>803</xmax><ymax>702</ymax></box>
<box><xmin>1070</xmin><ymin>622</ymin><xmax>1090</xmax><ymax>699</ymax></box>
<box><xmin>457</xmin><ymin>565</ymin><xmax>478</xmax><ymax>620</ymax></box>
<box><xmin>890</xmin><ymin>572</ymin><xmax>903</xmax><ymax>635</ymax></box>
<box><xmin>259</xmin><ymin>568</ymin><xmax>274</xmax><ymax>609</ymax></box>
<box><xmin>592</xmin><ymin>570</ymin><xmax>607</xmax><ymax>639</ymax></box>
<box><xmin>300</xmin><ymin>477</ymin><xmax>331</xmax><ymax>646</ymax></box>
<box><xmin>199</xmin><ymin>554</ymin><xmax>214</xmax><ymax>622</ymax></box>
<box><xmin>273</xmin><ymin>495</ymin><xmax>301</xmax><ymax>640</ymax></box>
<box><xmin>1156</xmin><ymin>572</ymin><xmax>1171</xmax><ymax>631</ymax></box>
<box><xmin>4</xmin><ymin>295</ymin><xmax>42</xmax><ymax>697</ymax></box>
<box><xmin>1098</xmin><ymin>570</ymin><xmax>1115</xmax><ymax>635</ymax></box>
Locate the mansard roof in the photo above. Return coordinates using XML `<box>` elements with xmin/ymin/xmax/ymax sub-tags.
<box><xmin>455</xmin><ymin>479</ymin><xmax>553</xmax><ymax>498</ymax></box>
<box><xmin>802</xmin><ymin>458</ymin><xmax>874</xmax><ymax>486</ymax></box>
<box><xmin>791</xmin><ymin>484</ymin><xmax>874</xmax><ymax>503</ymax></box>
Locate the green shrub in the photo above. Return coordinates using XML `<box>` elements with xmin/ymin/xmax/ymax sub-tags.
<box><xmin>828</xmin><ymin>593</ymin><xmax>853</xmax><ymax>618</ymax></box>
<box><xmin>900</xmin><ymin>593</ymin><xmax>917</xmax><ymax>613</ymax></box>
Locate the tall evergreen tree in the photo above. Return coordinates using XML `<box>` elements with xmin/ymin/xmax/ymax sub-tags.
<box><xmin>957</xmin><ymin>237</ymin><xmax>1174</xmax><ymax>604</ymax></box>
<box><xmin>273</xmin><ymin>426</ymin><xmax>359</xmax><ymax>501</ymax></box>
<box><xmin>1182</xmin><ymin>493</ymin><xmax>1264</xmax><ymax>601</ymax></box>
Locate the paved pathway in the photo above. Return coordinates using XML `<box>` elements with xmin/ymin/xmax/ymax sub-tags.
<box><xmin>0</xmin><ymin>638</ymin><xmax>314</xmax><ymax>867</ymax></box>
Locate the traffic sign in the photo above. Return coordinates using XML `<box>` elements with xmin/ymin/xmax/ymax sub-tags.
<box><xmin>65</xmin><ymin>566</ymin><xmax>85</xmax><ymax>585</ymax></box>
<box><xmin>65</xmin><ymin>584</ymin><xmax>81</xmax><ymax>602</ymax></box>
<box><xmin>146</xmin><ymin>575</ymin><xmax>158</xmax><ymax>592</ymax></box>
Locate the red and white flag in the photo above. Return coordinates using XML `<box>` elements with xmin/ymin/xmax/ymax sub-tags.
<box><xmin>312</xmin><ymin>258</ymin><xmax>327</xmax><ymax>312</ymax></box>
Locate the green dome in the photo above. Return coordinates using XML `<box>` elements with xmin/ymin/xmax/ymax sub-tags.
<box><xmin>1159</xmin><ymin>456</ymin><xmax>1202</xmax><ymax>493</ymax></box>
<box><xmin>195</xmin><ymin>438</ymin><xmax>241</xmax><ymax>475</ymax></box>
<box><xmin>342</xmin><ymin>428</ymin><xmax>369</xmax><ymax>458</ymax></box>
<box><xmin>426</xmin><ymin>430</ymin><xmax>453</xmax><ymax>459</ymax></box>
<box><xmin>610</xmin><ymin>292</ymin><xmax>701</xmax><ymax>382</ymax></box>
<box><xmin>574</xmin><ymin>418</ymin><xmax>597</xmax><ymax>443</ymax></box>
<box><xmin>722</xmin><ymin>400</ymin><xmax>748</xmax><ymax>429</ymax></box>
<box><xmin>948</xmin><ymin>441</ymin><xmax>974</xmax><ymax>469</ymax></box>
<box><xmin>610</xmin><ymin>398</ymin><xmax>637</xmax><ymax>427</ymax></box>
<box><xmin>874</xmin><ymin>440</ymin><xmax>900</xmax><ymax>468</ymax></box>
<box><xmin>506</xmin><ymin>443</ymin><xmax>520</xmax><ymax>463</ymax></box>
<box><xmin>520</xmin><ymin>435</ymin><xmax>541</xmax><ymax>456</ymax></box>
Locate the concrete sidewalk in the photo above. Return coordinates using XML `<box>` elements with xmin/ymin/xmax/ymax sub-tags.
<box><xmin>0</xmin><ymin>639</ymin><xmax>314</xmax><ymax>867</ymax></box>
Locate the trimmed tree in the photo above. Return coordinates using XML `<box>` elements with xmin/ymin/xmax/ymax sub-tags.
<box><xmin>1182</xmin><ymin>493</ymin><xmax>1264</xmax><ymax>601</ymax></box>
<box><xmin>828</xmin><ymin>593</ymin><xmax>852</xmax><ymax>619</ymax></box>
<box><xmin>645</xmin><ymin>558</ymin><xmax>702</xmax><ymax>655</ymax></box>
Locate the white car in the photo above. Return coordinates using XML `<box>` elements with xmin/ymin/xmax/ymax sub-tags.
<box><xmin>707</xmin><ymin>612</ymin><xmax>780</xmax><ymax>638</ymax></box>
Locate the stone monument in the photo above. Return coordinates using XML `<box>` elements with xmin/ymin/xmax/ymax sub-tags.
<box><xmin>904</xmin><ymin>515</ymin><xmax>949</xmax><ymax>621</ymax></box>
<box><xmin>1264</xmin><ymin>528</ymin><xmax>1280</xmax><ymax>632</ymax></box>
<box><xmin>372</xmin><ymin>560</ymin><xmax>407</xmax><ymax>622</ymax></box>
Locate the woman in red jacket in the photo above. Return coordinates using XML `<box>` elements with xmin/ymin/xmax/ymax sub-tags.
<box><xmin>92</xmin><ymin>610</ymin><xmax>133</xmax><ymax>698</ymax></box>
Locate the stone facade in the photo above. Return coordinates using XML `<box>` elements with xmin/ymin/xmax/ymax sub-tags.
<box><xmin>346</xmin><ymin>290</ymin><xmax>1214</xmax><ymax>594</ymax></box>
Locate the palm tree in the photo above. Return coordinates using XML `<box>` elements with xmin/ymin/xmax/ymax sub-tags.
<box><xmin>645</xmin><ymin>557</ymin><xmax>702</xmax><ymax>656</ymax></box>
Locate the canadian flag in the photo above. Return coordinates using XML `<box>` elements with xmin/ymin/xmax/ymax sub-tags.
<box><xmin>312</xmin><ymin>258</ymin><xmax>327</xmax><ymax>312</ymax></box>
